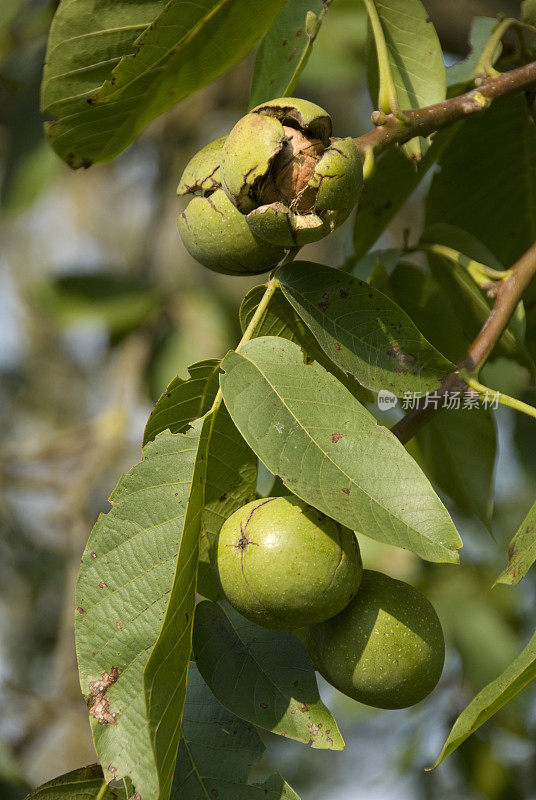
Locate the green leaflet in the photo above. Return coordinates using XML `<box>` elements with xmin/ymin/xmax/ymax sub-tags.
<box><xmin>172</xmin><ymin>664</ymin><xmax>299</xmax><ymax>799</ymax></box>
<box><xmin>276</xmin><ymin>260</ymin><xmax>453</xmax><ymax>396</ymax></box>
<box><xmin>446</xmin><ymin>17</ymin><xmax>501</xmax><ymax>91</ymax></box>
<box><xmin>366</xmin><ymin>0</ymin><xmax>445</xmax><ymax>157</ymax></box>
<box><xmin>240</xmin><ymin>282</ymin><xmax>373</xmax><ymax>404</ymax></box>
<box><xmin>433</xmin><ymin>629</ymin><xmax>536</xmax><ymax>767</ymax></box>
<box><xmin>495</xmin><ymin>498</ymin><xmax>536</xmax><ymax>586</ymax></box>
<box><xmin>23</xmin><ymin>765</ymin><xmax>126</xmax><ymax>800</ymax></box>
<box><xmin>220</xmin><ymin>336</ymin><xmax>461</xmax><ymax>564</ymax></box>
<box><xmin>193</xmin><ymin>601</ymin><xmax>344</xmax><ymax>750</ymax></box>
<box><xmin>41</xmin><ymin>0</ymin><xmax>286</xmax><ymax>166</ymax></box>
<box><xmin>143</xmin><ymin>360</ymin><xmax>221</xmax><ymax>445</ymax></box>
<box><xmin>144</xmin><ymin>361</ymin><xmax>258</xmax><ymax>601</ymax></box>
<box><xmin>249</xmin><ymin>0</ymin><xmax>327</xmax><ymax>108</ymax></box>
<box><xmin>75</xmin><ymin>424</ymin><xmax>205</xmax><ymax>800</ymax></box>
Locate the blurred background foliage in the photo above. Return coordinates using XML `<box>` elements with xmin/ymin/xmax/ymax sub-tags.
<box><xmin>1</xmin><ymin>1</ymin><xmax>536</xmax><ymax>799</ymax></box>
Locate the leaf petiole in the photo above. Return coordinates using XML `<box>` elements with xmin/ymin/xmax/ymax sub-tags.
<box><xmin>95</xmin><ymin>781</ymin><xmax>108</xmax><ymax>800</ymax></box>
<box><xmin>460</xmin><ymin>370</ymin><xmax>536</xmax><ymax>421</ymax></box>
<box><xmin>210</xmin><ymin>276</ymin><xmax>280</xmax><ymax>415</ymax></box>
<box><xmin>362</xmin><ymin>0</ymin><xmax>399</xmax><ymax>116</ymax></box>
<box><xmin>411</xmin><ymin>242</ymin><xmax>511</xmax><ymax>286</ymax></box>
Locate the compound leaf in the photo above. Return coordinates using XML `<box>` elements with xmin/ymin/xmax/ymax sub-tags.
<box><xmin>220</xmin><ymin>336</ymin><xmax>461</xmax><ymax>563</ymax></box>
<box><xmin>193</xmin><ymin>601</ymin><xmax>344</xmax><ymax>750</ymax></box>
<box><xmin>42</xmin><ymin>0</ymin><xmax>286</xmax><ymax>167</ymax></box>
<box><xmin>276</xmin><ymin>260</ymin><xmax>453</xmax><ymax>396</ymax></box>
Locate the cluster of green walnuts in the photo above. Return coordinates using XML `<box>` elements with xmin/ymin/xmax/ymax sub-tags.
<box><xmin>177</xmin><ymin>97</ymin><xmax>363</xmax><ymax>275</ymax></box>
<box><xmin>179</xmin><ymin>99</ymin><xmax>444</xmax><ymax>709</ymax></box>
<box><xmin>214</xmin><ymin>496</ymin><xmax>445</xmax><ymax>710</ymax></box>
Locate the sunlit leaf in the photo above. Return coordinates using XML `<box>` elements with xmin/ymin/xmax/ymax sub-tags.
<box><xmin>75</xmin><ymin>424</ymin><xmax>205</xmax><ymax>800</ymax></box>
<box><xmin>366</xmin><ymin>0</ymin><xmax>445</xmax><ymax>111</ymax></box>
<box><xmin>276</xmin><ymin>260</ymin><xmax>453</xmax><ymax>396</ymax></box>
<box><xmin>366</xmin><ymin>0</ymin><xmax>445</xmax><ymax>158</ymax></box>
<box><xmin>220</xmin><ymin>336</ymin><xmax>461</xmax><ymax>563</ymax></box>
<box><xmin>240</xmin><ymin>283</ymin><xmax>373</xmax><ymax>404</ymax></box>
<box><xmin>41</xmin><ymin>0</ymin><xmax>286</xmax><ymax>166</ymax></box>
<box><xmin>144</xmin><ymin>360</ymin><xmax>221</xmax><ymax>445</ymax></box>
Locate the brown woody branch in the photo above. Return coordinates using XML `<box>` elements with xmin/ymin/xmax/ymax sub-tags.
<box><xmin>354</xmin><ymin>60</ymin><xmax>536</xmax><ymax>158</ymax></box>
<box><xmin>390</xmin><ymin>242</ymin><xmax>536</xmax><ymax>444</ymax></box>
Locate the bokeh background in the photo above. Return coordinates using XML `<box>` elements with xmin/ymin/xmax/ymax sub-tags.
<box><xmin>2</xmin><ymin>1</ymin><xmax>536</xmax><ymax>798</ymax></box>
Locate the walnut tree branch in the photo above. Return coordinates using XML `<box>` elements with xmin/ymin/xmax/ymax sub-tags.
<box><xmin>354</xmin><ymin>60</ymin><xmax>536</xmax><ymax>158</ymax></box>
<box><xmin>390</xmin><ymin>241</ymin><xmax>536</xmax><ymax>444</ymax></box>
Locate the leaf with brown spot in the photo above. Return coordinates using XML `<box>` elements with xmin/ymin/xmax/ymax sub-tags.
<box><xmin>76</xmin><ymin>426</ymin><xmax>203</xmax><ymax>800</ymax></box>
<box><xmin>87</xmin><ymin>668</ymin><xmax>120</xmax><ymax>725</ymax></box>
<box><xmin>276</xmin><ymin>261</ymin><xmax>453</xmax><ymax>396</ymax></box>
<box><xmin>221</xmin><ymin>336</ymin><xmax>461</xmax><ymax>564</ymax></box>
<box><xmin>23</xmin><ymin>764</ymin><xmax>127</xmax><ymax>799</ymax></box>
<box><xmin>193</xmin><ymin>600</ymin><xmax>344</xmax><ymax>750</ymax></box>
<box><xmin>250</xmin><ymin>0</ymin><xmax>327</xmax><ymax>108</ymax></box>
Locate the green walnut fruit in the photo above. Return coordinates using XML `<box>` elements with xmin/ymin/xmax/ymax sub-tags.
<box><xmin>177</xmin><ymin>137</ymin><xmax>286</xmax><ymax>275</ymax></box>
<box><xmin>213</xmin><ymin>496</ymin><xmax>362</xmax><ymax>629</ymax></box>
<box><xmin>220</xmin><ymin>97</ymin><xmax>363</xmax><ymax>247</ymax></box>
<box><xmin>305</xmin><ymin>570</ymin><xmax>445</xmax><ymax>709</ymax></box>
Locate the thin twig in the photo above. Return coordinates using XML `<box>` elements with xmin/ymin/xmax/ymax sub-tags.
<box><xmin>354</xmin><ymin>60</ymin><xmax>536</xmax><ymax>159</ymax></box>
<box><xmin>390</xmin><ymin>241</ymin><xmax>536</xmax><ymax>443</ymax></box>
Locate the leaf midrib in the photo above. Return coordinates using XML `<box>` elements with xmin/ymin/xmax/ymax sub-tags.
<box><xmin>228</xmin><ymin>349</ymin><xmax>456</xmax><ymax>556</ymax></box>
